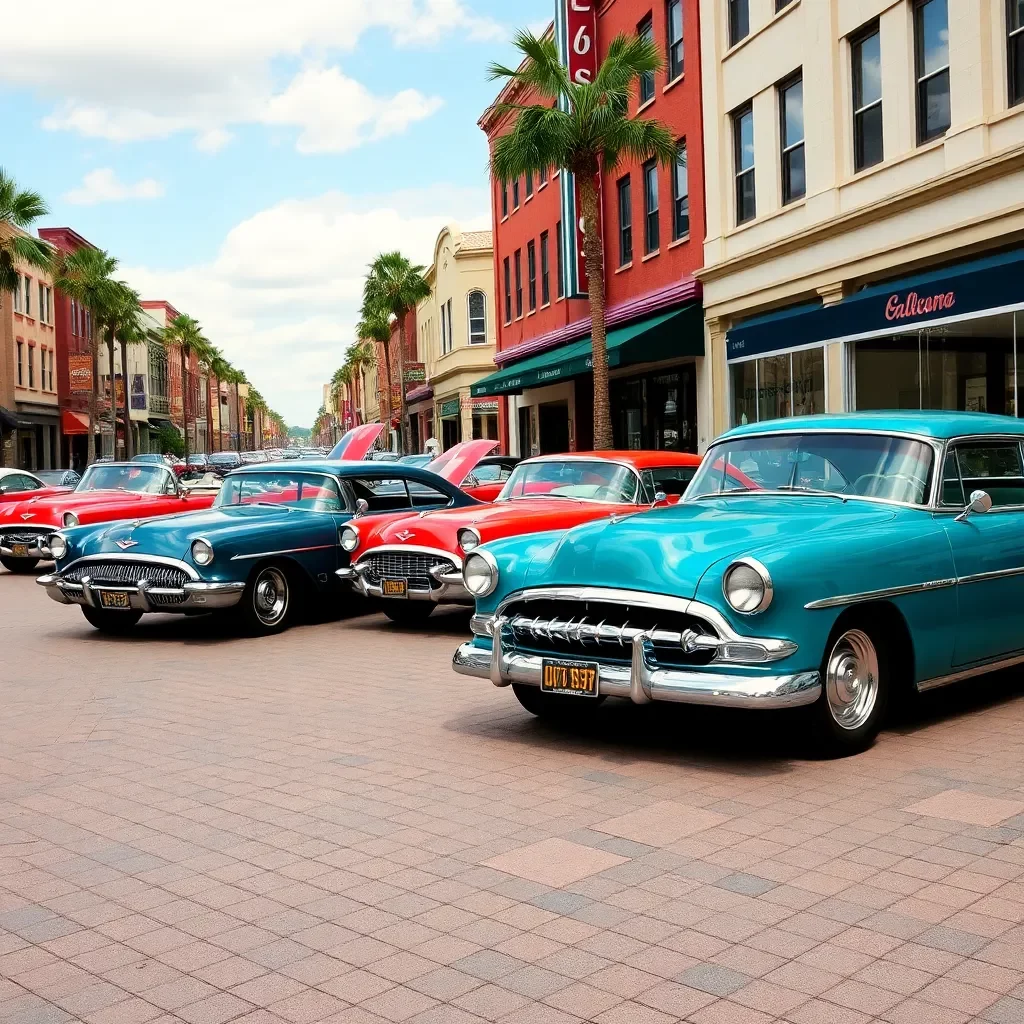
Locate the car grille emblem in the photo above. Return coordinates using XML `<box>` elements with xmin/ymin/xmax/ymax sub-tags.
<box><xmin>115</xmin><ymin>539</ymin><xmax>139</xmax><ymax>550</ymax></box>
<box><xmin>20</xmin><ymin>513</ymin><xmax>34</xmax><ymax>520</ymax></box>
<box><xmin>395</xmin><ymin>530</ymin><xmax>414</xmax><ymax>542</ymax></box>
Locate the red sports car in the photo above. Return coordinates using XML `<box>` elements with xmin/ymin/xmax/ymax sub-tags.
<box><xmin>337</xmin><ymin>450</ymin><xmax>702</xmax><ymax>624</ymax></box>
<box><xmin>0</xmin><ymin>468</ymin><xmax>76</xmax><ymax>506</ymax></box>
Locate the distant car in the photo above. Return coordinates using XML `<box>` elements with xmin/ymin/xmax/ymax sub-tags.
<box><xmin>278</xmin><ymin>449</ymin><xmax>301</xmax><ymax>460</ymax></box>
<box><xmin>399</xmin><ymin>455</ymin><xmax>432</xmax><ymax>468</ymax></box>
<box><xmin>34</xmin><ymin>469</ymin><xmax>82</xmax><ymax>488</ymax></box>
<box><xmin>367</xmin><ymin>452</ymin><xmax>400</xmax><ymax>462</ymax></box>
<box><xmin>187</xmin><ymin>454</ymin><xmax>208</xmax><ymax>469</ymax></box>
<box><xmin>0</xmin><ymin>468</ymin><xmax>76</xmax><ymax>506</ymax></box>
<box><xmin>132</xmin><ymin>454</ymin><xmax>170</xmax><ymax>466</ymax></box>
<box><xmin>207</xmin><ymin>452</ymin><xmax>242</xmax><ymax>476</ymax></box>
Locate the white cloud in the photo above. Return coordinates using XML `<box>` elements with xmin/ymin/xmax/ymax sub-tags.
<box><xmin>121</xmin><ymin>185</ymin><xmax>490</xmax><ymax>427</ymax></box>
<box><xmin>3</xmin><ymin>1</ymin><xmax>502</xmax><ymax>153</ymax></box>
<box><xmin>63</xmin><ymin>168</ymin><xmax>165</xmax><ymax>205</ymax></box>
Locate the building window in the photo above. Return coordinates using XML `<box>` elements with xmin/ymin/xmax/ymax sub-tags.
<box><xmin>776</xmin><ymin>0</ymin><xmax>795</xmax><ymax>10</ymax></box>
<box><xmin>38</xmin><ymin>283</ymin><xmax>45</xmax><ymax>323</ymax></box>
<box><xmin>440</xmin><ymin>299</ymin><xmax>448</xmax><ymax>353</ymax></box>
<box><xmin>468</xmin><ymin>290</ymin><xmax>486</xmax><ymax>344</ymax></box>
<box><xmin>643</xmin><ymin>159</ymin><xmax>659</xmax><ymax>254</ymax></box>
<box><xmin>23</xmin><ymin>276</ymin><xmax>31</xmax><ymax>317</ymax></box>
<box><xmin>1011</xmin><ymin>0</ymin><xmax>1024</xmax><ymax>106</ymax></box>
<box><xmin>729</xmin><ymin>0</ymin><xmax>749</xmax><ymax>46</ymax></box>
<box><xmin>27</xmin><ymin>347</ymin><xmax>34</xmax><ymax>389</ymax></box>
<box><xmin>525</xmin><ymin>171</ymin><xmax>533</xmax><ymax>198</ymax></box>
<box><xmin>852</xmin><ymin>22</ymin><xmax>883</xmax><ymax>171</ymax></box>
<box><xmin>732</xmin><ymin>348</ymin><xmax>826</xmax><ymax>425</ymax></box>
<box><xmin>527</xmin><ymin>240</ymin><xmax>537</xmax><ymax>312</ymax></box>
<box><xmin>514</xmin><ymin>249</ymin><xmax>523</xmax><ymax>318</ymax></box>
<box><xmin>779</xmin><ymin>72</ymin><xmax>805</xmax><ymax>203</ymax></box>
<box><xmin>16</xmin><ymin>342</ymin><xmax>23</xmax><ymax>385</ymax></box>
<box><xmin>539</xmin><ymin>165</ymin><xmax>549</xmax><ymax>186</ymax></box>
<box><xmin>540</xmin><ymin>231</ymin><xmax>551</xmax><ymax>305</ymax></box>
<box><xmin>733</xmin><ymin>103</ymin><xmax>756</xmax><ymax>224</ymax></box>
<box><xmin>556</xmin><ymin>221</ymin><xmax>564</xmax><ymax>299</ymax></box>
<box><xmin>512</xmin><ymin>178</ymin><xmax>520</xmax><ymax>209</ymax></box>
<box><xmin>501</xmin><ymin>182</ymin><xmax>508</xmax><ymax>218</ymax></box>
<box><xmin>672</xmin><ymin>141</ymin><xmax>689</xmax><ymax>239</ymax></box>
<box><xmin>667</xmin><ymin>0</ymin><xmax>684</xmax><ymax>80</ymax></box>
<box><xmin>617</xmin><ymin>174</ymin><xmax>633</xmax><ymax>265</ymax></box>
<box><xmin>69</xmin><ymin>298</ymin><xmax>76</xmax><ymax>334</ymax></box>
<box><xmin>446</xmin><ymin>298</ymin><xmax>453</xmax><ymax>351</ymax></box>
<box><xmin>638</xmin><ymin>15</ymin><xmax>655</xmax><ymax>104</ymax></box>
<box><xmin>915</xmin><ymin>0</ymin><xmax>950</xmax><ymax>143</ymax></box>
<box><xmin>12</xmin><ymin>274</ymin><xmax>22</xmax><ymax>314</ymax></box>
<box><xmin>503</xmin><ymin>257</ymin><xmax>512</xmax><ymax>324</ymax></box>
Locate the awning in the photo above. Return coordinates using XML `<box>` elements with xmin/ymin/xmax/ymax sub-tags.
<box><xmin>471</xmin><ymin>305</ymin><xmax>704</xmax><ymax>397</ymax></box>
<box><xmin>727</xmin><ymin>245</ymin><xmax>1024</xmax><ymax>360</ymax></box>
<box><xmin>61</xmin><ymin>410</ymin><xmax>91</xmax><ymax>435</ymax></box>
<box><xmin>149</xmin><ymin>418</ymin><xmax>178</xmax><ymax>431</ymax></box>
<box><xmin>0</xmin><ymin>407</ymin><xmax>30</xmax><ymax>430</ymax></box>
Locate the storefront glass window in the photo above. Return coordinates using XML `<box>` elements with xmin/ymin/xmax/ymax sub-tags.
<box><xmin>610</xmin><ymin>367</ymin><xmax>697</xmax><ymax>452</ymax></box>
<box><xmin>730</xmin><ymin>347</ymin><xmax>825</xmax><ymax>426</ymax></box>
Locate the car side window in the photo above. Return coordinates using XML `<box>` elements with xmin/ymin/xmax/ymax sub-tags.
<box><xmin>408</xmin><ymin>482</ymin><xmax>454</xmax><ymax>509</ymax></box>
<box><xmin>11</xmin><ymin>474</ymin><xmax>37</xmax><ymax>490</ymax></box>
<box><xmin>641</xmin><ymin>466</ymin><xmax>697</xmax><ymax>502</ymax></box>
<box><xmin>942</xmin><ymin>441</ymin><xmax>1024</xmax><ymax>508</ymax></box>
<box><xmin>349</xmin><ymin>477</ymin><xmax>412</xmax><ymax>513</ymax></box>
<box><xmin>162</xmin><ymin>472</ymin><xmax>178</xmax><ymax>496</ymax></box>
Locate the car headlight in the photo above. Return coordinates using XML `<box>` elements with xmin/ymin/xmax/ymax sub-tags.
<box><xmin>49</xmin><ymin>533</ymin><xmax>67</xmax><ymax>560</ymax></box>
<box><xmin>723</xmin><ymin>557</ymin><xmax>773</xmax><ymax>614</ymax></box>
<box><xmin>340</xmin><ymin>525</ymin><xmax>359</xmax><ymax>552</ymax></box>
<box><xmin>463</xmin><ymin>551</ymin><xmax>498</xmax><ymax>597</ymax></box>
<box><xmin>63</xmin><ymin>512</ymin><xmax>79</xmax><ymax>528</ymax></box>
<box><xmin>191</xmin><ymin>538</ymin><xmax>214</xmax><ymax>566</ymax></box>
<box><xmin>458</xmin><ymin>527</ymin><xmax>481</xmax><ymax>554</ymax></box>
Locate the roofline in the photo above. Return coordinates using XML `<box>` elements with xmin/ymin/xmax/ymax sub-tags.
<box><xmin>38</xmin><ymin>226</ymin><xmax>100</xmax><ymax>252</ymax></box>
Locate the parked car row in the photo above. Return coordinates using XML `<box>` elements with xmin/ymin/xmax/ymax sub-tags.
<box><xmin>8</xmin><ymin>412</ymin><xmax>1024</xmax><ymax>755</ymax></box>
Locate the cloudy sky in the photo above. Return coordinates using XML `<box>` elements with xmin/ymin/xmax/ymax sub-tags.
<box><xmin>1</xmin><ymin>0</ymin><xmax>551</xmax><ymax>427</ymax></box>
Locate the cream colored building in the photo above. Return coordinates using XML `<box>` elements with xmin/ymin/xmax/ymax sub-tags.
<box><xmin>413</xmin><ymin>225</ymin><xmax>498</xmax><ymax>451</ymax></box>
<box><xmin>698</xmin><ymin>0</ymin><xmax>1024</xmax><ymax>442</ymax></box>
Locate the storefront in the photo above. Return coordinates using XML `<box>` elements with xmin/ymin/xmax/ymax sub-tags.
<box><xmin>725</xmin><ymin>247</ymin><xmax>1024</xmax><ymax>425</ymax></box>
<box><xmin>438</xmin><ymin>397</ymin><xmax>461</xmax><ymax>450</ymax></box>
<box><xmin>472</xmin><ymin>305</ymin><xmax>704</xmax><ymax>455</ymax></box>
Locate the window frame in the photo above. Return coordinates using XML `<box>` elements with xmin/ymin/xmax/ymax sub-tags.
<box><xmin>672</xmin><ymin>140</ymin><xmax>689</xmax><ymax>240</ymax></box>
<box><xmin>666</xmin><ymin>0</ymin><xmax>684</xmax><ymax>81</ymax></box>
<box><xmin>729</xmin><ymin>0</ymin><xmax>750</xmax><ymax>47</ymax></box>
<box><xmin>501</xmin><ymin>182</ymin><xmax>508</xmax><ymax>218</ymax></box>
<box><xmin>1011</xmin><ymin>0</ymin><xmax>1024</xmax><ymax>107</ymax></box>
<box><xmin>776</xmin><ymin>0</ymin><xmax>795</xmax><ymax>10</ymax></box>
<box><xmin>539</xmin><ymin>165</ymin><xmax>549</xmax><ymax>187</ymax></box>
<box><xmin>556</xmin><ymin>221</ymin><xmax>564</xmax><ymax>299</ymax></box>
<box><xmin>540</xmin><ymin>231</ymin><xmax>551</xmax><ymax>306</ymax></box>
<box><xmin>16</xmin><ymin>341</ymin><xmax>24</xmax><ymax>386</ymax></box>
<box><xmin>440</xmin><ymin>298</ymin><xmax>448</xmax><ymax>354</ymax></box>
<box><xmin>467</xmin><ymin>290</ymin><xmax>487</xmax><ymax>345</ymax></box>
<box><xmin>617</xmin><ymin>174</ymin><xmax>633</xmax><ymax>266</ymax></box>
<box><xmin>27</xmin><ymin>346</ymin><xmax>34</xmax><ymax>389</ymax></box>
<box><xmin>732</xmin><ymin>102</ymin><xmax>756</xmax><ymax>225</ymax></box>
<box><xmin>642</xmin><ymin>159</ymin><xmax>660</xmax><ymax>254</ymax></box>
<box><xmin>913</xmin><ymin>0</ymin><xmax>950</xmax><ymax>144</ymax></box>
<box><xmin>527</xmin><ymin>239</ymin><xmax>537</xmax><ymax>312</ymax></box>
<box><xmin>512</xmin><ymin>178</ymin><xmax>520</xmax><ymax>210</ymax></box>
<box><xmin>525</xmin><ymin>171</ymin><xmax>533</xmax><ymax>198</ymax></box>
<box><xmin>638</xmin><ymin>14</ymin><xmax>656</xmax><ymax>104</ymax></box>
<box><xmin>23</xmin><ymin>276</ymin><xmax>31</xmax><ymax>317</ymax></box>
<box><xmin>514</xmin><ymin>249</ymin><xmax>523</xmax><ymax>319</ymax></box>
<box><xmin>779</xmin><ymin>71</ymin><xmax>806</xmax><ymax>204</ymax></box>
<box><xmin>503</xmin><ymin>257</ymin><xmax>512</xmax><ymax>324</ymax></box>
<box><xmin>851</xmin><ymin>21</ymin><xmax>884</xmax><ymax>172</ymax></box>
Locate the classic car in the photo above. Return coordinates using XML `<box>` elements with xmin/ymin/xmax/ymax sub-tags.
<box><xmin>37</xmin><ymin>453</ymin><xmax>486</xmax><ymax>636</ymax></box>
<box><xmin>34</xmin><ymin>469</ymin><xmax>82</xmax><ymax>489</ymax></box>
<box><xmin>339</xmin><ymin>450</ymin><xmax>701</xmax><ymax>625</ymax></box>
<box><xmin>0</xmin><ymin>468</ymin><xmax>76</xmax><ymax>506</ymax></box>
<box><xmin>0</xmin><ymin>462</ymin><xmax>221</xmax><ymax>574</ymax></box>
<box><xmin>452</xmin><ymin>412</ymin><xmax>1024</xmax><ymax>754</ymax></box>
<box><xmin>459</xmin><ymin>455</ymin><xmax>520</xmax><ymax>502</ymax></box>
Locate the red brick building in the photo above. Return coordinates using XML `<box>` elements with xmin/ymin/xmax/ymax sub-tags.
<box><xmin>374</xmin><ymin>308</ymin><xmax>420</xmax><ymax>453</ymax></box>
<box><xmin>476</xmin><ymin>0</ymin><xmax>705</xmax><ymax>455</ymax></box>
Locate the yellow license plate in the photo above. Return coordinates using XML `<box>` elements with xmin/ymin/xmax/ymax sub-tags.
<box><xmin>11</xmin><ymin>544</ymin><xmax>28</xmax><ymax>558</ymax></box>
<box><xmin>541</xmin><ymin>659</ymin><xmax>600</xmax><ymax>697</ymax></box>
<box><xmin>381</xmin><ymin>578</ymin><xmax>408</xmax><ymax>597</ymax></box>
<box><xmin>99</xmin><ymin>592</ymin><xmax>131</xmax><ymax>609</ymax></box>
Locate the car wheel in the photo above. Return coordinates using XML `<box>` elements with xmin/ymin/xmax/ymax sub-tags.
<box><xmin>511</xmin><ymin>683</ymin><xmax>606</xmax><ymax>719</ymax></box>
<box><xmin>81</xmin><ymin>606</ymin><xmax>143</xmax><ymax>635</ymax></box>
<box><xmin>811</xmin><ymin>620</ymin><xmax>890</xmax><ymax>756</ymax></box>
<box><xmin>382</xmin><ymin>601</ymin><xmax>435</xmax><ymax>626</ymax></box>
<box><xmin>239</xmin><ymin>564</ymin><xmax>293</xmax><ymax>635</ymax></box>
<box><xmin>0</xmin><ymin>556</ymin><xmax>40</xmax><ymax>574</ymax></box>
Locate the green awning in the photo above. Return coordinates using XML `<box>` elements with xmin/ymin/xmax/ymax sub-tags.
<box><xmin>471</xmin><ymin>304</ymin><xmax>703</xmax><ymax>397</ymax></box>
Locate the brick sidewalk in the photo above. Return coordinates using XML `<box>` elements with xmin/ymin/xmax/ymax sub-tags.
<box><xmin>1</xmin><ymin>572</ymin><xmax>1024</xmax><ymax>1023</ymax></box>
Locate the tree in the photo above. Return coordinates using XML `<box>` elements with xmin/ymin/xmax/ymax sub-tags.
<box><xmin>161</xmin><ymin>314</ymin><xmax>209</xmax><ymax>462</ymax></box>
<box><xmin>489</xmin><ymin>30</ymin><xmax>677</xmax><ymax>448</ymax></box>
<box><xmin>207</xmin><ymin>350</ymin><xmax>232</xmax><ymax>451</ymax></box>
<box><xmin>347</xmin><ymin>340</ymin><xmax>375</xmax><ymax>425</ymax></box>
<box><xmin>362</xmin><ymin>252</ymin><xmax>430</xmax><ymax>453</ymax></box>
<box><xmin>104</xmin><ymin>283</ymin><xmax>148</xmax><ymax>460</ymax></box>
<box><xmin>356</xmin><ymin>308</ymin><xmax>395</xmax><ymax>445</ymax></box>
<box><xmin>53</xmin><ymin>247</ymin><xmax>119</xmax><ymax>465</ymax></box>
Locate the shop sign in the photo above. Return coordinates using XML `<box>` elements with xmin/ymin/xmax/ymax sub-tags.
<box><xmin>404</xmin><ymin>363</ymin><xmax>426</xmax><ymax>384</ymax></box>
<box><xmin>471</xmin><ymin>398</ymin><xmax>499</xmax><ymax>412</ymax></box>
<box><xmin>440</xmin><ymin>398</ymin><xmax>461</xmax><ymax>418</ymax></box>
<box><xmin>69</xmin><ymin>354</ymin><xmax>92</xmax><ymax>393</ymax></box>
<box><xmin>885</xmin><ymin>290</ymin><xmax>956</xmax><ymax>322</ymax></box>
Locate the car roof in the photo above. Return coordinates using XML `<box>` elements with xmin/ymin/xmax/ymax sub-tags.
<box><xmin>223</xmin><ymin>461</ymin><xmax>472</xmax><ymax>489</ymax></box>
<box><xmin>520</xmin><ymin>450</ymin><xmax>702</xmax><ymax>469</ymax></box>
<box><xmin>0</xmin><ymin>467</ymin><xmax>36</xmax><ymax>479</ymax></box>
<box><xmin>721</xmin><ymin>411</ymin><xmax>1024</xmax><ymax>442</ymax></box>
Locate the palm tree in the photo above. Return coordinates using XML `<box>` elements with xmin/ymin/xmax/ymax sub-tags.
<box><xmin>489</xmin><ymin>30</ymin><xmax>677</xmax><ymax>448</ymax></box>
<box><xmin>348</xmin><ymin>340</ymin><xmax>375</xmax><ymax>425</ymax></box>
<box><xmin>207</xmin><ymin>351</ymin><xmax>232</xmax><ymax>452</ymax></box>
<box><xmin>161</xmin><ymin>313</ymin><xmax>208</xmax><ymax>462</ymax></box>
<box><xmin>356</xmin><ymin>307</ymin><xmax>395</xmax><ymax>444</ymax></box>
<box><xmin>362</xmin><ymin>252</ymin><xmax>430</xmax><ymax>453</ymax></box>
<box><xmin>248</xmin><ymin>387</ymin><xmax>268</xmax><ymax>449</ymax></box>
<box><xmin>104</xmin><ymin>283</ymin><xmax>148</xmax><ymax>460</ymax></box>
<box><xmin>229</xmin><ymin>368</ymin><xmax>248</xmax><ymax>450</ymax></box>
<box><xmin>53</xmin><ymin>247</ymin><xmax>119</xmax><ymax>464</ymax></box>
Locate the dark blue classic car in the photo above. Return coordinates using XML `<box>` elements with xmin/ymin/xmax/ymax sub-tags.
<box><xmin>38</xmin><ymin>455</ymin><xmax>481</xmax><ymax>635</ymax></box>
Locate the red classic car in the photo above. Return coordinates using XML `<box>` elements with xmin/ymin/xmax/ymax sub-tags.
<box><xmin>337</xmin><ymin>450</ymin><xmax>703</xmax><ymax>624</ymax></box>
<box><xmin>0</xmin><ymin>468</ymin><xmax>76</xmax><ymax>505</ymax></box>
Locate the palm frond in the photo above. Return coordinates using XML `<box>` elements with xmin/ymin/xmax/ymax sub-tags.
<box><xmin>598</xmin><ymin>115</ymin><xmax>678</xmax><ymax>173</ymax></box>
<box><xmin>487</xmin><ymin>30</ymin><xmax>568</xmax><ymax>102</ymax></box>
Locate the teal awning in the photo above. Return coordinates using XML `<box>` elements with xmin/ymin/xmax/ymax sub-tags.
<box><xmin>471</xmin><ymin>304</ymin><xmax>703</xmax><ymax>397</ymax></box>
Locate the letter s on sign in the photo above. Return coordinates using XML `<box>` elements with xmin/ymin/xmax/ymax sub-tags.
<box><xmin>573</xmin><ymin>25</ymin><xmax>592</xmax><ymax>56</ymax></box>
<box><xmin>574</xmin><ymin>68</ymin><xmax>593</xmax><ymax>83</ymax></box>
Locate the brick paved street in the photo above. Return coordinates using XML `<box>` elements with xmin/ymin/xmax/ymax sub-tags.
<box><xmin>3</xmin><ymin>574</ymin><xmax>1024</xmax><ymax>1024</ymax></box>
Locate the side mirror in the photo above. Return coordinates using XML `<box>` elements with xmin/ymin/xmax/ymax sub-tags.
<box><xmin>355</xmin><ymin>498</ymin><xmax>369</xmax><ymax>517</ymax></box>
<box><xmin>653</xmin><ymin>490</ymin><xmax>668</xmax><ymax>506</ymax></box>
<box><xmin>955</xmin><ymin>489</ymin><xmax>992</xmax><ymax>522</ymax></box>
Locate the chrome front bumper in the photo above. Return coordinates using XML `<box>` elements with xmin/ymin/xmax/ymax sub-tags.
<box><xmin>0</xmin><ymin>534</ymin><xmax>54</xmax><ymax>559</ymax></box>
<box><xmin>37</xmin><ymin>574</ymin><xmax>245</xmax><ymax>613</ymax></box>
<box><xmin>337</xmin><ymin>561</ymin><xmax>472</xmax><ymax>604</ymax></box>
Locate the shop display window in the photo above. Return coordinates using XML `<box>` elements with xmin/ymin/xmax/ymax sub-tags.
<box><xmin>730</xmin><ymin>347</ymin><xmax>825</xmax><ymax>426</ymax></box>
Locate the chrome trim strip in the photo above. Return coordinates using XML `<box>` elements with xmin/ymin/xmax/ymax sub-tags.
<box><xmin>354</xmin><ymin>544</ymin><xmax>464</xmax><ymax>567</ymax></box>
<box><xmin>917</xmin><ymin>651</ymin><xmax>1024</xmax><ymax>692</ymax></box>
<box><xmin>805</xmin><ymin>578</ymin><xmax>957</xmax><ymax>610</ymax></box>
<box><xmin>230</xmin><ymin>544</ymin><xmax>335</xmax><ymax>561</ymax></box>
<box><xmin>957</xmin><ymin>566</ymin><xmax>1024</xmax><ymax>586</ymax></box>
<box><xmin>58</xmin><ymin>553</ymin><xmax>201</xmax><ymax>580</ymax></box>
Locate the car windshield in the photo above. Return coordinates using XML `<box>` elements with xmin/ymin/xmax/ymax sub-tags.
<box><xmin>132</xmin><ymin>454</ymin><xmax>164</xmax><ymax>464</ymax></box>
<box><xmin>499</xmin><ymin>460</ymin><xmax>640</xmax><ymax>503</ymax></box>
<box><xmin>215</xmin><ymin>472</ymin><xmax>343</xmax><ymax>511</ymax></box>
<box><xmin>687</xmin><ymin>432</ymin><xmax>935</xmax><ymax>505</ymax></box>
<box><xmin>77</xmin><ymin>464</ymin><xmax>171</xmax><ymax>494</ymax></box>
<box><xmin>208</xmin><ymin>453</ymin><xmax>238</xmax><ymax>464</ymax></box>
<box><xmin>36</xmin><ymin>471</ymin><xmax>72</xmax><ymax>485</ymax></box>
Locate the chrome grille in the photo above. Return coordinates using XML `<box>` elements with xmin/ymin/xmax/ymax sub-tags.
<box><xmin>63</xmin><ymin>562</ymin><xmax>190</xmax><ymax>588</ymax></box>
<box><xmin>1</xmin><ymin>527</ymin><xmax>54</xmax><ymax>544</ymax></box>
<box><xmin>147</xmin><ymin>590</ymin><xmax>187</xmax><ymax>606</ymax></box>
<box><xmin>361</xmin><ymin>551</ymin><xmax>456</xmax><ymax>590</ymax></box>
<box><xmin>501</xmin><ymin>597</ymin><xmax>718</xmax><ymax>668</ymax></box>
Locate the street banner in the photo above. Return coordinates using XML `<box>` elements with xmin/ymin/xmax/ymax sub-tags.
<box><xmin>69</xmin><ymin>354</ymin><xmax>92</xmax><ymax>393</ymax></box>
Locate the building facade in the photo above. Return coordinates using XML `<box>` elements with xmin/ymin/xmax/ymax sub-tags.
<box><xmin>475</xmin><ymin>0</ymin><xmax>706</xmax><ymax>456</ymax></box>
<box><xmin>699</xmin><ymin>0</ymin><xmax>1024</xmax><ymax>438</ymax></box>
<box><xmin>412</xmin><ymin>225</ymin><xmax>498</xmax><ymax>452</ymax></box>
<box><xmin>374</xmin><ymin>309</ymin><xmax>418</xmax><ymax>453</ymax></box>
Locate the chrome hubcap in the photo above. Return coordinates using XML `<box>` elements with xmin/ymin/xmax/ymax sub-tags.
<box><xmin>253</xmin><ymin>568</ymin><xmax>288</xmax><ymax>626</ymax></box>
<box><xmin>825</xmin><ymin>628</ymin><xmax>879</xmax><ymax>730</ymax></box>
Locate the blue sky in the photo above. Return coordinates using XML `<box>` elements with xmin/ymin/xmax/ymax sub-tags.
<box><xmin>1</xmin><ymin>0</ymin><xmax>552</xmax><ymax>427</ymax></box>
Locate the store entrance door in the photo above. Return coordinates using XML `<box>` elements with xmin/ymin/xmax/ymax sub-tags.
<box><xmin>539</xmin><ymin>401</ymin><xmax>569</xmax><ymax>454</ymax></box>
<box><xmin>441</xmin><ymin>417</ymin><xmax>460</xmax><ymax>451</ymax></box>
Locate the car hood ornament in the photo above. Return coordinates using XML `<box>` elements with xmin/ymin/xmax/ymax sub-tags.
<box><xmin>20</xmin><ymin>513</ymin><xmax>34</xmax><ymax>520</ymax></box>
<box><xmin>395</xmin><ymin>530</ymin><xmax>415</xmax><ymax>542</ymax></box>
<box><xmin>115</xmin><ymin>538</ymin><xmax>139</xmax><ymax>550</ymax></box>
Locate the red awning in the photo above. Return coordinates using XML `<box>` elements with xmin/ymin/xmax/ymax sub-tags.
<box><xmin>61</xmin><ymin>410</ymin><xmax>90</xmax><ymax>435</ymax></box>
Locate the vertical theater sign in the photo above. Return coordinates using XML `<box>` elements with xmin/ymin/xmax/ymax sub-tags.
<box><xmin>555</xmin><ymin>0</ymin><xmax>600</xmax><ymax>299</ymax></box>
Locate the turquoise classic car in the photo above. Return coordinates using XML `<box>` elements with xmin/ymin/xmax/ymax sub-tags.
<box><xmin>37</xmin><ymin>455</ymin><xmax>480</xmax><ymax>636</ymax></box>
<box><xmin>454</xmin><ymin>411</ymin><xmax>1024</xmax><ymax>754</ymax></box>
